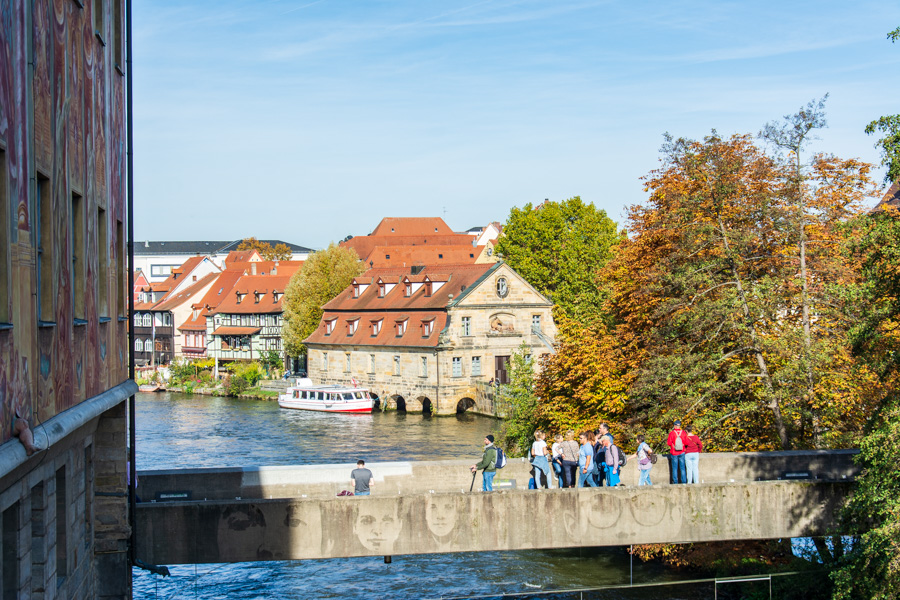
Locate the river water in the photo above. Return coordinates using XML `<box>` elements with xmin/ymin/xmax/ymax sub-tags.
<box><xmin>132</xmin><ymin>392</ymin><xmax>715</xmax><ymax>600</ymax></box>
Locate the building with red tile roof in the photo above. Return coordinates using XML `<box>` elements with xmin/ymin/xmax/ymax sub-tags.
<box><xmin>204</xmin><ymin>271</ymin><xmax>294</xmax><ymax>367</ymax></box>
<box><xmin>359</xmin><ymin>244</ymin><xmax>495</xmax><ymax>268</ymax></box>
<box><xmin>304</xmin><ymin>261</ymin><xmax>557</xmax><ymax>415</ymax></box>
<box><xmin>874</xmin><ymin>180</ymin><xmax>900</xmax><ymax>212</ymax></box>
<box><xmin>370</xmin><ymin>217</ymin><xmax>457</xmax><ymax>236</ymax></box>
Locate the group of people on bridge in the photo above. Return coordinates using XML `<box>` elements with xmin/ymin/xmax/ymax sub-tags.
<box><xmin>470</xmin><ymin>420</ymin><xmax>703</xmax><ymax>492</ymax></box>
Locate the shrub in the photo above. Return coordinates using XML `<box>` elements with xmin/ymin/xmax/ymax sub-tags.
<box><xmin>225</xmin><ymin>375</ymin><xmax>250</xmax><ymax>396</ymax></box>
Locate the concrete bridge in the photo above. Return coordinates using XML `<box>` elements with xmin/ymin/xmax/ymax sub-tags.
<box><xmin>134</xmin><ymin>451</ymin><xmax>857</xmax><ymax>565</ymax></box>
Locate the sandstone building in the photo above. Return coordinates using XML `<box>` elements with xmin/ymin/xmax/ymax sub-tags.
<box><xmin>304</xmin><ymin>262</ymin><xmax>557</xmax><ymax>415</ymax></box>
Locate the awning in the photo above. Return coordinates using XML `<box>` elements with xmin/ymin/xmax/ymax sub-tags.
<box><xmin>211</xmin><ymin>326</ymin><xmax>261</xmax><ymax>336</ymax></box>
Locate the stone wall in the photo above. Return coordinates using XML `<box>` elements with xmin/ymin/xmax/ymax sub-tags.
<box><xmin>0</xmin><ymin>383</ymin><xmax>134</xmax><ymax>600</ymax></box>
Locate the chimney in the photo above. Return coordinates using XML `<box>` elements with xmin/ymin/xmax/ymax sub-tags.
<box><xmin>144</xmin><ymin>240</ymin><xmax>149</xmax><ymax>248</ymax></box>
<box><xmin>273</xmin><ymin>261</ymin><xmax>278</xmax><ymax>275</ymax></box>
<box><xmin>251</xmin><ymin>262</ymin><xmax>257</xmax><ymax>276</ymax></box>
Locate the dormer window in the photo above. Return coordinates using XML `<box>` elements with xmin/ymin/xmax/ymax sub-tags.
<box><xmin>236</xmin><ymin>292</ymin><xmax>245</xmax><ymax>304</ymax></box>
<box><xmin>378</xmin><ymin>282</ymin><xmax>386</xmax><ymax>297</ymax></box>
<box><xmin>352</xmin><ymin>283</ymin><xmax>360</xmax><ymax>299</ymax></box>
<box><xmin>424</xmin><ymin>281</ymin><xmax>432</xmax><ymax>297</ymax></box>
<box><xmin>254</xmin><ymin>292</ymin><xmax>262</xmax><ymax>304</ymax></box>
<box><xmin>396</xmin><ymin>319</ymin><xmax>408</xmax><ymax>336</ymax></box>
<box><xmin>348</xmin><ymin>319</ymin><xmax>359</xmax><ymax>335</ymax></box>
<box><xmin>422</xmin><ymin>319</ymin><xmax>434</xmax><ymax>337</ymax></box>
<box><xmin>193</xmin><ymin>308</ymin><xmax>200</xmax><ymax>320</ymax></box>
<box><xmin>325</xmin><ymin>319</ymin><xmax>336</xmax><ymax>335</ymax></box>
<box><xmin>371</xmin><ymin>319</ymin><xmax>383</xmax><ymax>336</ymax></box>
<box><xmin>405</xmin><ymin>281</ymin><xmax>412</xmax><ymax>297</ymax></box>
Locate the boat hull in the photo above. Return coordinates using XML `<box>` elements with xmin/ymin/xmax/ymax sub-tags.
<box><xmin>277</xmin><ymin>398</ymin><xmax>373</xmax><ymax>413</ymax></box>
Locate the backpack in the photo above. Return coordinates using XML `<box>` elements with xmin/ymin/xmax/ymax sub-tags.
<box><xmin>494</xmin><ymin>446</ymin><xmax>507</xmax><ymax>469</ymax></box>
<box><xmin>674</xmin><ymin>431</ymin><xmax>684</xmax><ymax>452</ymax></box>
<box><xmin>612</xmin><ymin>445</ymin><xmax>626</xmax><ymax>467</ymax></box>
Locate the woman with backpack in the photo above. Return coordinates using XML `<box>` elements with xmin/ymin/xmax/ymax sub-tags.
<box><xmin>636</xmin><ymin>434</ymin><xmax>654</xmax><ymax>486</ymax></box>
<box><xmin>684</xmin><ymin>425</ymin><xmax>703</xmax><ymax>484</ymax></box>
<box><xmin>530</xmin><ymin>430</ymin><xmax>551</xmax><ymax>489</ymax></box>
<box><xmin>602</xmin><ymin>436</ymin><xmax>622</xmax><ymax>486</ymax></box>
<box><xmin>559</xmin><ymin>430</ymin><xmax>580</xmax><ymax>488</ymax></box>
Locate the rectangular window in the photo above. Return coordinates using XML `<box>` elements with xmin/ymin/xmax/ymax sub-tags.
<box><xmin>56</xmin><ymin>466</ymin><xmax>68</xmax><ymax>583</ymax></box>
<box><xmin>472</xmin><ymin>356</ymin><xmax>482</xmax><ymax>376</ymax></box>
<box><xmin>112</xmin><ymin>0</ymin><xmax>123</xmax><ymax>70</ymax></box>
<box><xmin>461</xmin><ymin>316</ymin><xmax>471</xmax><ymax>336</ymax></box>
<box><xmin>97</xmin><ymin>207</ymin><xmax>109</xmax><ymax>317</ymax></box>
<box><xmin>30</xmin><ymin>482</ymin><xmax>45</xmax><ymax>594</ymax></box>
<box><xmin>393</xmin><ymin>355</ymin><xmax>400</xmax><ymax>376</ymax></box>
<box><xmin>0</xmin><ymin>149</ymin><xmax>9</xmax><ymax>324</ymax></box>
<box><xmin>323</xmin><ymin>352</ymin><xmax>328</xmax><ymax>371</ymax></box>
<box><xmin>116</xmin><ymin>219</ymin><xmax>124</xmax><ymax>317</ymax></box>
<box><xmin>345</xmin><ymin>352</ymin><xmax>351</xmax><ymax>372</ymax></box>
<box><xmin>93</xmin><ymin>0</ymin><xmax>105</xmax><ymax>39</ymax></box>
<box><xmin>532</xmin><ymin>314</ymin><xmax>541</xmax><ymax>332</ymax></box>
<box><xmin>71</xmin><ymin>193</ymin><xmax>85</xmax><ymax>320</ymax></box>
<box><xmin>37</xmin><ymin>174</ymin><xmax>54</xmax><ymax>322</ymax></box>
<box><xmin>84</xmin><ymin>445</ymin><xmax>93</xmax><ymax>545</ymax></box>
<box><xmin>369</xmin><ymin>354</ymin><xmax>375</xmax><ymax>373</ymax></box>
<box><xmin>420</xmin><ymin>356</ymin><xmax>428</xmax><ymax>377</ymax></box>
<box><xmin>348</xmin><ymin>320</ymin><xmax>358</xmax><ymax>335</ymax></box>
<box><xmin>2</xmin><ymin>501</ymin><xmax>19</xmax><ymax>599</ymax></box>
<box><xmin>452</xmin><ymin>357</ymin><xmax>462</xmax><ymax>377</ymax></box>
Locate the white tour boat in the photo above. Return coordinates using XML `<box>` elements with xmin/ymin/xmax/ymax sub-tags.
<box><xmin>278</xmin><ymin>378</ymin><xmax>374</xmax><ymax>414</ymax></box>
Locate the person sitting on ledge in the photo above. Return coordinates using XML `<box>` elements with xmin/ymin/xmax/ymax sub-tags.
<box><xmin>12</xmin><ymin>409</ymin><xmax>42</xmax><ymax>456</ymax></box>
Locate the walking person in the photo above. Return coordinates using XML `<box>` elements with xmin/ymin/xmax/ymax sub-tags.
<box><xmin>577</xmin><ymin>431</ymin><xmax>598</xmax><ymax>488</ymax></box>
<box><xmin>667</xmin><ymin>420</ymin><xmax>688</xmax><ymax>484</ymax></box>
<box><xmin>592</xmin><ymin>429</ymin><xmax>605</xmax><ymax>486</ymax></box>
<box><xmin>560</xmin><ymin>430</ymin><xmax>580</xmax><ymax>488</ymax></box>
<box><xmin>602</xmin><ymin>436</ymin><xmax>621</xmax><ymax>486</ymax></box>
<box><xmin>351</xmin><ymin>460</ymin><xmax>374</xmax><ymax>496</ymax></box>
<box><xmin>551</xmin><ymin>434</ymin><xmax>565</xmax><ymax>488</ymax></box>
<box><xmin>470</xmin><ymin>434</ymin><xmax>498</xmax><ymax>491</ymax></box>
<box><xmin>636</xmin><ymin>435</ymin><xmax>653</xmax><ymax>486</ymax></box>
<box><xmin>530</xmin><ymin>430</ymin><xmax>551</xmax><ymax>489</ymax></box>
<box><xmin>684</xmin><ymin>426</ymin><xmax>703</xmax><ymax>484</ymax></box>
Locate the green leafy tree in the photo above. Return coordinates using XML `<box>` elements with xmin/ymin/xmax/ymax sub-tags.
<box><xmin>260</xmin><ymin>350</ymin><xmax>283</xmax><ymax>374</ymax></box>
<box><xmin>494</xmin><ymin>196</ymin><xmax>621</xmax><ymax>324</ymax></box>
<box><xmin>830</xmin><ymin>397</ymin><xmax>900</xmax><ymax>600</ymax></box>
<box><xmin>499</xmin><ymin>343</ymin><xmax>540</xmax><ymax>456</ymax></box>
<box><xmin>282</xmin><ymin>243</ymin><xmax>365</xmax><ymax>356</ymax></box>
<box><xmin>864</xmin><ymin>27</ymin><xmax>900</xmax><ymax>184</ymax></box>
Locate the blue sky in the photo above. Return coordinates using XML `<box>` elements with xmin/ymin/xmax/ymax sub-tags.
<box><xmin>132</xmin><ymin>0</ymin><xmax>900</xmax><ymax>249</ymax></box>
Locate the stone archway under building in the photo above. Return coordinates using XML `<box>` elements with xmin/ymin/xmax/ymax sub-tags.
<box><xmin>370</xmin><ymin>392</ymin><xmax>381</xmax><ymax>411</ymax></box>
<box><xmin>456</xmin><ymin>397</ymin><xmax>476</xmax><ymax>414</ymax></box>
<box><xmin>420</xmin><ymin>397</ymin><xmax>433</xmax><ymax>415</ymax></box>
<box><xmin>393</xmin><ymin>395</ymin><xmax>407</xmax><ymax>413</ymax></box>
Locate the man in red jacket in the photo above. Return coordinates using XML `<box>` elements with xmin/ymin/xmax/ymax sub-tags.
<box><xmin>666</xmin><ymin>420</ymin><xmax>687</xmax><ymax>484</ymax></box>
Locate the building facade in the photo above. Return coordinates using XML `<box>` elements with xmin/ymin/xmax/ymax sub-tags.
<box><xmin>1</xmin><ymin>1</ymin><xmax>133</xmax><ymax>598</ymax></box>
<box><xmin>304</xmin><ymin>262</ymin><xmax>557</xmax><ymax>415</ymax></box>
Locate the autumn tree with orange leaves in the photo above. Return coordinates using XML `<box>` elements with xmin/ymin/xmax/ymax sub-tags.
<box><xmin>606</xmin><ymin>115</ymin><xmax>879</xmax><ymax>451</ymax></box>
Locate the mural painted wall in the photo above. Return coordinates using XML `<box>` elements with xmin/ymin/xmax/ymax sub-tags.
<box><xmin>0</xmin><ymin>0</ymin><xmax>128</xmax><ymax>443</ymax></box>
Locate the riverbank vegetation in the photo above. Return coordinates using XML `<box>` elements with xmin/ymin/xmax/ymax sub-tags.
<box><xmin>496</xmin><ymin>85</ymin><xmax>900</xmax><ymax>597</ymax></box>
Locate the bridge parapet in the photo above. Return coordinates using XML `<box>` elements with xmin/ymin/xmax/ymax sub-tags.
<box><xmin>136</xmin><ymin>480</ymin><xmax>853</xmax><ymax>565</ymax></box>
<box><xmin>136</xmin><ymin>450</ymin><xmax>859</xmax><ymax>502</ymax></box>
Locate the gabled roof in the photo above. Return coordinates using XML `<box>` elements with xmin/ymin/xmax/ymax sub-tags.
<box><xmin>224</xmin><ymin>250</ymin><xmax>261</xmax><ymax>267</ymax></box>
<box><xmin>342</xmin><ymin>235</ymin><xmax>475</xmax><ymax>265</ymax></box>
<box><xmin>153</xmin><ymin>273</ymin><xmax>218</xmax><ymax>311</ymax></box>
<box><xmin>370</xmin><ymin>217</ymin><xmax>455</xmax><ymax>236</ymax></box>
<box><xmin>176</xmin><ymin>270</ymin><xmax>245</xmax><ymax>331</ymax></box>
<box><xmin>321</xmin><ymin>263</ymin><xmax>495</xmax><ymax>313</ymax></box>
<box><xmin>212</xmin><ymin>274</ymin><xmax>293</xmax><ymax>315</ymax></box>
<box><xmin>224</xmin><ymin>260</ymin><xmax>303</xmax><ymax>279</ymax></box>
<box><xmin>361</xmin><ymin>245</ymin><xmax>488</xmax><ymax>268</ymax></box>
<box><xmin>874</xmin><ymin>180</ymin><xmax>900</xmax><ymax>212</ymax></box>
<box><xmin>306</xmin><ymin>311</ymin><xmax>448</xmax><ymax>348</ymax></box>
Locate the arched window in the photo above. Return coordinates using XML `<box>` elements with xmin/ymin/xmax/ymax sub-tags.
<box><xmin>146</xmin><ymin>339</ymin><xmax>153</xmax><ymax>352</ymax></box>
<box><xmin>142</xmin><ymin>314</ymin><xmax>151</xmax><ymax>327</ymax></box>
<box><xmin>134</xmin><ymin>314</ymin><xmax>140</xmax><ymax>327</ymax></box>
<box><xmin>134</xmin><ymin>339</ymin><xmax>143</xmax><ymax>352</ymax></box>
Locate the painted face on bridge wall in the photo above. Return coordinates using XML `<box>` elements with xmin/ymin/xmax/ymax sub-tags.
<box><xmin>425</xmin><ymin>495</ymin><xmax>460</xmax><ymax>540</ymax></box>
<box><xmin>353</xmin><ymin>501</ymin><xmax>403</xmax><ymax>553</ymax></box>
